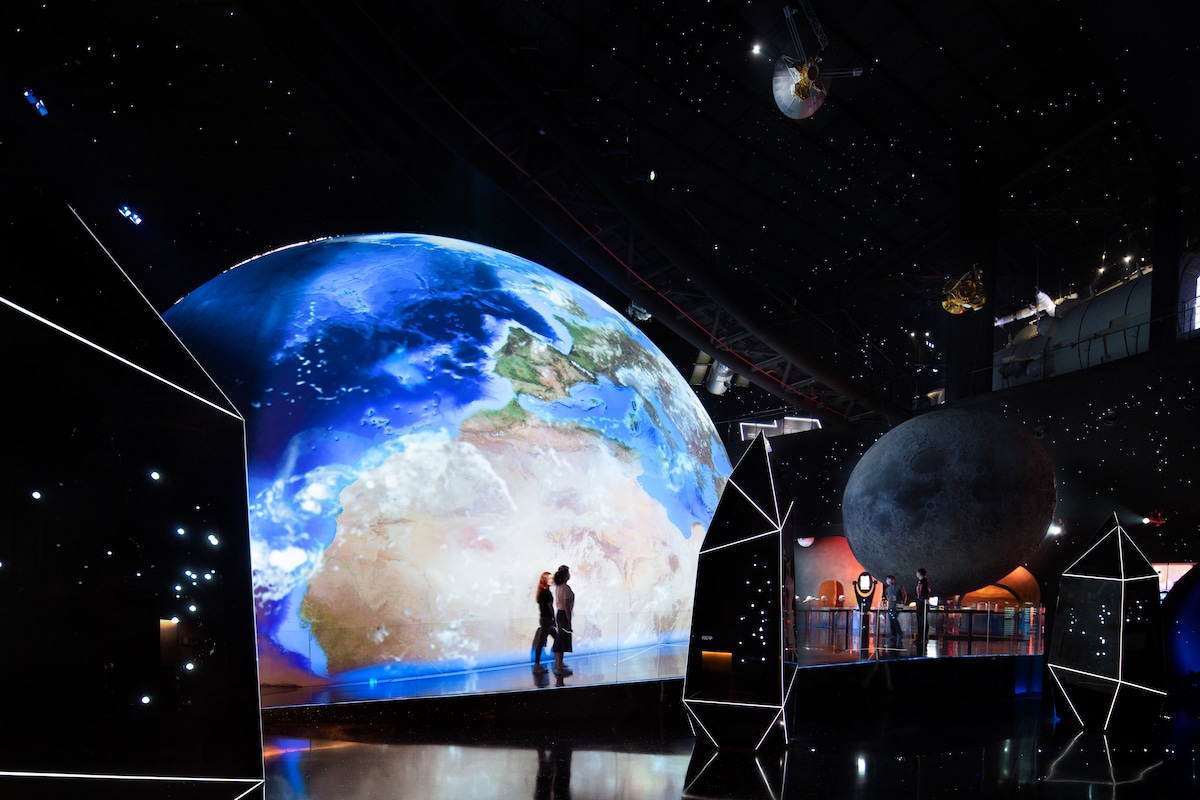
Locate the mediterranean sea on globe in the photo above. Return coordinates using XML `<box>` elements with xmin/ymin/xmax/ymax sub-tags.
<box><xmin>163</xmin><ymin>233</ymin><xmax>731</xmax><ymax>684</ymax></box>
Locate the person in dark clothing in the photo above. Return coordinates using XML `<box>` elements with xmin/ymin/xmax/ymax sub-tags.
<box><xmin>532</xmin><ymin>571</ymin><xmax>556</xmax><ymax>674</ymax></box>
<box><xmin>914</xmin><ymin>567</ymin><xmax>931</xmax><ymax>647</ymax></box>
<box><xmin>552</xmin><ymin>565</ymin><xmax>575</xmax><ymax>676</ymax></box>
<box><xmin>883</xmin><ymin>575</ymin><xmax>904</xmax><ymax>646</ymax></box>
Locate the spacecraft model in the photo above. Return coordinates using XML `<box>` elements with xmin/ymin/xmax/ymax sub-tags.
<box><xmin>772</xmin><ymin>2</ymin><xmax>863</xmax><ymax>119</ymax></box>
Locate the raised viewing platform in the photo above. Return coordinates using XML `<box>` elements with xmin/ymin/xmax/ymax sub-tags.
<box><xmin>260</xmin><ymin>604</ymin><xmax>1044</xmax><ymax>720</ymax></box>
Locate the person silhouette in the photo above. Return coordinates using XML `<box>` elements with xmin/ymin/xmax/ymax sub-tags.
<box><xmin>914</xmin><ymin>567</ymin><xmax>931</xmax><ymax>647</ymax></box>
<box><xmin>552</xmin><ymin>565</ymin><xmax>574</xmax><ymax>676</ymax></box>
<box><xmin>532</xmin><ymin>571</ymin><xmax>556</xmax><ymax>674</ymax></box>
<box><xmin>883</xmin><ymin>575</ymin><xmax>903</xmax><ymax>646</ymax></box>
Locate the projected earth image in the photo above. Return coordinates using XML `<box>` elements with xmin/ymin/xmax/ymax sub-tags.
<box><xmin>163</xmin><ymin>234</ymin><xmax>731</xmax><ymax>683</ymax></box>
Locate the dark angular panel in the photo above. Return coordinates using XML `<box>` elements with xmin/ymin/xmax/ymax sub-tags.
<box><xmin>0</xmin><ymin>777</ymin><xmax>264</xmax><ymax>800</ymax></box>
<box><xmin>0</xmin><ymin>208</ymin><xmax>262</xmax><ymax>794</ymax></box>
<box><xmin>687</xmin><ymin>539</ymin><xmax>783</xmax><ymax>705</ymax></box>
<box><xmin>700</xmin><ymin>487</ymin><xmax>780</xmax><ymax>552</ymax></box>
<box><xmin>726</xmin><ymin>434</ymin><xmax>778</xmax><ymax>525</ymax></box>
<box><xmin>684</xmin><ymin>745</ymin><xmax>785</xmax><ymax>800</ymax></box>
<box><xmin>699</xmin><ymin>434</ymin><xmax>783</xmax><ymax>552</ymax></box>
<box><xmin>0</xmin><ymin>205</ymin><xmax>235</xmax><ymax>414</ymax></box>
<box><xmin>684</xmin><ymin>433</ymin><xmax>794</xmax><ymax>750</ymax></box>
<box><xmin>1049</xmin><ymin>576</ymin><xmax>1122</xmax><ymax>677</ymax></box>
<box><xmin>684</xmin><ymin>702</ymin><xmax>784</xmax><ymax>751</ymax></box>
<box><xmin>1048</xmin><ymin>514</ymin><xmax>1167</xmax><ymax>732</ymax></box>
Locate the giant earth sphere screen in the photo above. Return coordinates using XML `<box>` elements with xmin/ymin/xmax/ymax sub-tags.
<box><xmin>164</xmin><ymin>233</ymin><xmax>731</xmax><ymax>687</ymax></box>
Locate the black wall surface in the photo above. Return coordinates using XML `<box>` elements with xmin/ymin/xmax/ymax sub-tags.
<box><xmin>0</xmin><ymin>205</ymin><xmax>264</xmax><ymax>798</ymax></box>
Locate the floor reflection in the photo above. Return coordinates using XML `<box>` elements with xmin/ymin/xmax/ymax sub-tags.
<box><xmin>264</xmin><ymin>734</ymin><xmax>693</xmax><ymax>799</ymax></box>
<box><xmin>258</xmin><ymin>614</ymin><xmax>1200</xmax><ymax>798</ymax></box>
<box><xmin>263</xmin><ymin>699</ymin><xmax>1199</xmax><ymax>799</ymax></box>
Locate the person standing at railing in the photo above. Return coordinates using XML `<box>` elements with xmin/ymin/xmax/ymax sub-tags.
<box><xmin>914</xmin><ymin>567</ymin><xmax>931</xmax><ymax>648</ymax></box>
<box><xmin>883</xmin><ymin>575</ymin><xmax>904</xmax><ymax>647</ymax></box>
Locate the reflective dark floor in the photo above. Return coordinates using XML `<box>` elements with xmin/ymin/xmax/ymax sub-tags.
<box><xmin>259</xmin><ymin>621</ymin><xmax>1199</xmax><ymax>798</ymax></box>
<box><xmin>263</xmin><ymin>697</ymin><xmax>1200</xmax><ymax>799</ymax></box>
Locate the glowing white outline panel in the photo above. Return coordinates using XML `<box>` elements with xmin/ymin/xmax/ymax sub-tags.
<box><xmin>1047</xmin><ymin>515</ymin><xmax>1167</xmax><ymax>731</ymax></box>
<box><xmin>0</xmin><ymin>771</ymin><xmax>262</xmax><ymax>798</ymax></box>
<box><xmin>0</xmin><ymin>207</ymin><xmax>264</xmax><ymax>797</ymax></box>
<box><xmin>684</xmin><ymin>432</ymin><xmax>797</xmax><ymax>750</ymax></box>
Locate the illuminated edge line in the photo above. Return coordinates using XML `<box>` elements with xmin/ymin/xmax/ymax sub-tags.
<box><xmin>1047</xmin><ymin>667</ymin><xmax>1085</xmax><ymax>726</ymax></box>
<box><xmin>1046</xmin><ymin>734</ymin><xmax>1166</xmax><ymax>786</ymax></box>
<box><xmin>0</xmin><ymin>295</ymin><xmax>241</xmax><ymax>422</ymax></box>
<box><xmin>1047</xmin><ymin>664</ymin><xmax>1167</xmax><ymax>696</ymax></box>
<box><xmin>681</xmin><ymin>747</ymin><xmax>720</xmax><ymax>795</ymax></box>
<box><xmin>0</xmin><ymin>771</ymin><xmax>261</xmax><ymax>784</ymax></box>
<box><xmin>700</xmin><ymin>527</ymin><xmax>782</xmax><ymax>555</ymax></box>
<box><xmin>772</xmin><ymin>753</ymin><xmax>792</xmax><ymax>800</ymax></box>
<box><xmin>1044</xmin><ymin>729</ymin><xmax>1086</xmax><ymax>779</ymax></box>
<box><xmin>232</xmin><ymin>782</ymin><xmax>265</xmax><ymax>800</ymax></box>
<box><xmin>1059</xmin><ymin>572</ymin><xmax>1158</xmax><ymax>582</ymax></box>
<box><xmin>753</xmin><ymin>752</ymin><xmax>779</xmax><ymax>800</ymax></box>
<box><xmin>1121</xmin><ymin>533</ymin><xmax>1157</xmax><ymax>574</ymax></box>
<box><xmin>65</xmin><ymin>205</ymin><xmax>244</xmax><ymax>415</ymax></box>
<box><xmin>754</xmin><ymin>708</ymin><xmax>785</xmax><ymax>751</ymax></box>
<box><xmin>684</xmin><ymin>699</ymin><xmax>783</xmax><ymax>710</ymax></box>
<box><xmin>1108</xmin><ymin>536</ymin><xmax>1129</xmax><ymax>730</ymax></box>
<box><xmin>1064</xmin><ymin>523</ymin><xmax>1120</xmax><ymax>573</ymax></box>
<box><xmin>731</xmin><ymin>478</ymin><xmax>781</xmax><ymax>530</ymax></box>
<box><xmin>765</xmin><ymin>455</ymin><xmax>782</xmax><ymax>530</ymax></box>
<box><xmin>681</xmin><ymin>701</ymin><xmax>720</xmax><ymax>747</ymax></box>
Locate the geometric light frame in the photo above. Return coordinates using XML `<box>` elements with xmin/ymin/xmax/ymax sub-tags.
<box><xmin>0</xmin><ymin>205</ymin><xmax>264</xmax><ymax>798</ymax></box>
<box><xmin>1047</xmin><ymin>513</ymin><xmax>1167</xmax><ymax>732</ymax></box>
<box><xmin>683</xmin><ymin>432</ymin><xmax>797</xmax><ymax>750</ymax></box>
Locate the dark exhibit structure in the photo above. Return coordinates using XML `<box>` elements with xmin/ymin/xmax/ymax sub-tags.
<box><xmin>1048</xmin><ymin>514</ymin><xmax>1167</xmax><ymax>732</ymax></box>
<box><xmin>684</xmin><ymin>433</ymin><xmax>795</xmax><ymax>750</ymax></box>
<box><xmin>0</xmin><ymin>206</ymin><xmax>264</xmax><ymax>798</ymax></box>
<box><xmin>7</xmin><ymin>1</ymin><xmax>1200</xmax><ymax>798</ymax></box>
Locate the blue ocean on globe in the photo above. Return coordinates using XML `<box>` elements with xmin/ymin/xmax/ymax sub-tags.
<box><xmin>164</xmin><ymin>233</ymin><xmax>731</xmax><ymax>683</ymax></box>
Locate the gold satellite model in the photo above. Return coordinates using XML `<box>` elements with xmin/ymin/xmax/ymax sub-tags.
<box><xmin>942</xmin><ymin>269</ymin><xmax>987</xmax><ymax>314</ymax></box>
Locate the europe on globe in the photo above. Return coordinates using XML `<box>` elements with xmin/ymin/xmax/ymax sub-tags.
<box><xmin>163</xmin><ymin>233</ymin><xmax>732</xmax><ymax>684</ymax></box>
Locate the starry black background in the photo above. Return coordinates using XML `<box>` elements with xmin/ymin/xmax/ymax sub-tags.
<box><xmin>6</xmin><ymin>1</ymin><xmax>1199</xmax><ymax>587</ymax></box>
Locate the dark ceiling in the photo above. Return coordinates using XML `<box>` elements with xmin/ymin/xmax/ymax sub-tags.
<box><xmin>7</xmin><ymin>0</ymin><xmax>1200</xmax><ymax>431</ymax></box>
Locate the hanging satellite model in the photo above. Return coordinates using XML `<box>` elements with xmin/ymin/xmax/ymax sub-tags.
<box><xmin>942</xmin><ymin>267</ymin><xmax>987</xmax><ymax>314</ymax></box>
<box><xmin>773</xmin><ymin>2</ymin><xmax>863</xmax><ymax>119</ymax></box>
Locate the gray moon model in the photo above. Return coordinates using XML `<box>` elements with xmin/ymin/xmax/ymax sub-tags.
<box><xmin>841</xmin><ymin>408</ymin><xmax>1057</xmax><ymax>598</ymax></box>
